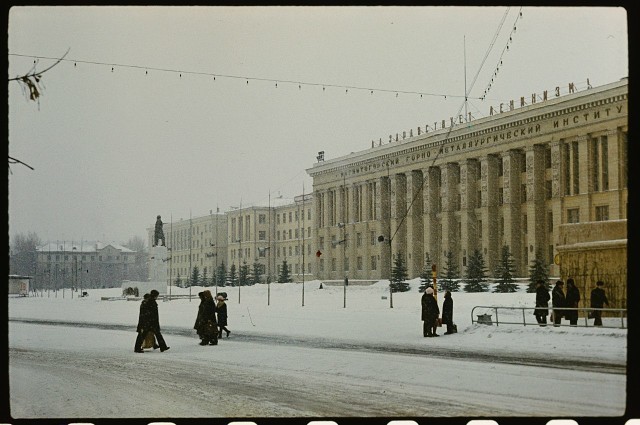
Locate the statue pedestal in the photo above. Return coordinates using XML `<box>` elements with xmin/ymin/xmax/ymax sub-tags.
<box><xmin>150</xmin><ymin>245</ymin><xmax>168</xmax><ymax>283</ymax></box>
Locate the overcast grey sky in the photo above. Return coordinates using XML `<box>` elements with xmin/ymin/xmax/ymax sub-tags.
<box><xmin>8</xmin><ymin>6</ymin><xmax>628</xmax><ymax>245</ymax></box>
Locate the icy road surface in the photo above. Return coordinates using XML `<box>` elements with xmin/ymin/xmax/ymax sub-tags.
<box><xmin>9</xmin><ymin>321</ymin><xmax>625</xmax><ymax>419</ymax></box>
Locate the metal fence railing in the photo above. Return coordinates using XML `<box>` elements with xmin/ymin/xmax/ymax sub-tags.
<box><xmin>470</xmin><ymin>306</ymin><xmax>627</xmax><ymax>329</ymax></box>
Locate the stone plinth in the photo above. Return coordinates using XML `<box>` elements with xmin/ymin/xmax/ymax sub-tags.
<box><xmin>149</xmin><ymin>245</ymin><xmax>168</xmax><ymax>283</ymax></box>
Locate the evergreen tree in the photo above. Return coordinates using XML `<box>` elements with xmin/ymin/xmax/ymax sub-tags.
<box><xmin>251</xmin><ymin>261</ymin><xmax>263</xmax><ymax>285</ymax></box>
<box><xmin>493</xmin><ymin>245</ymin><xmax>518</xmax><ymax>292</ymax></box>
<box><xmin>190</xmin><ymin>265</ymin><xmax>200</xmax><ymax>287</ymax></box>
<box><xmin>174</xmin><ymin>273</ymin><xmax>182</xmax><ymax>288</ymax></box>
<box><xmin>390</xmin><ymin>251</ymin><xmax>410</xmax><ymax>293</ymax></box>
<box><xmin>202</xmin><ymin>269</ymin><xmax>208</xmax><ymax>287</ymax></box>
<box><xmin>439</xmin><ymin>250</ymin><xmax>461</xmax><ymax>292</ymax></box>
<box><xmin>216</xmin><ymin>261</ymin><xmax>227</xmax><ymax>288</ymax></box>
<box><xmin>278</xmin><ymin>259</ymin><xmax>292</xmax><ymax>283</ymax></box>
<box><xmin>227</xmin><ymin>264</ymin><xmax>238</xmax><ymax>287</ymax></box>
<box><xmin>464</xmin><ymin>249</ymin><xmax>489</xmax><ymax>292</ymax></box>
<box><xmin>418</xmin><ymin>252</ymin><xmax>432</xmax><ymax>292</ymax></box>
<box><xmin>239</xmin><ymin>261</ymin><xmax>250</xmax><ymax>286</ymax></box>
<box><xmin>527</xmin><ymin>249</ymin><xmax>550</xmax><ymax>292</ymax></box>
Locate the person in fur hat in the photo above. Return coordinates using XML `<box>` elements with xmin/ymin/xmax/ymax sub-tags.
<box><xmin>216</xmin><ymin>294</ymin><xmax>231</xmax><ymax>338</ymax></box>
<box><xmin>421</xmin><ymin>286</ymin><xmax>440</xmax><ymax>337</ymax></box>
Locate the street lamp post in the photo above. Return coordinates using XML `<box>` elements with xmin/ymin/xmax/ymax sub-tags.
<box><xmin>335</xmin><ymin>222</ymin><xmax>347</xmax><ymax>308</ymax></box>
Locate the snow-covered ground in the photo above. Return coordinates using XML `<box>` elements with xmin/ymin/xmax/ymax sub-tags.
<box><xmin>7</xmin><ymin>279</ymin><xmax>630</xmax><ymax>421</ymax></box>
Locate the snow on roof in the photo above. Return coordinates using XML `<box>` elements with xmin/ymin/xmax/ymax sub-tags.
<box><xmin>36</xmin><ymin>241</ymin><xmax>134</xmax><ymax>253</ymax></box>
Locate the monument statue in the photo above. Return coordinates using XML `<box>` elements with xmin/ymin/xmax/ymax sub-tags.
<box><xmin>154</xmin><ymin>215</ymin><xmax>165</xmax><ymax>247</ymax></box>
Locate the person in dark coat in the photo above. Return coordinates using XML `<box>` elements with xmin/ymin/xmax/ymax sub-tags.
<box><xmin>551</xmin><ymin>280</ymin><xmax>566</xmax><ymax>327</ymax></box>
<box><xmin>565</xmin><ymin>278</ymin><xmax>581</xmax><ymax>326</ymax></box>
<box><xmin>534</xmin><ymin>280</ymin><xmax>550</xmax><ymax>326</ymax></box>
<box><xmin>442</xmin><ymin>290</ymin><xmax>454</xmax><ymax>335</ymax></box>
<box><xmin>194</xmin><ymin>292</ymin><xmax>206</xmax><ymax>343</ymax></box>
<box><xmin>421</xmin><ymin>287</ymin><xmax>440</xmax><ymax>337</ymax></box>
<box><xmin>590</xmin><ymin>280</ymin><xmax>609</xmax><ymax>326</ymax></box>
<box><xmin>198</xmin><ymin>290</ymin><xmax>218</xmax><ymax>345</ymax></box>
<box><xmin>216</xmin><ymin>294</ymin><xmax>230</xmax><ymax>338</ymax></box>
<box><xmin>134</xmin><ymin>289</ymin><xmax>169</xmax><ymax>352</ymax></box>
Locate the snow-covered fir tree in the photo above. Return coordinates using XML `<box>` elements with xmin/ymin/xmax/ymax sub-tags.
<box><xmin>239</xmin><ymin>261</ymin><xmax>250</xmax><ymax>286</ymax></box>
<box><xmin>251</xmin><ymin>261</ymin><xmax>262</xmax><ymax>285</ymax></box>
<box><xmin>418</xmin><ymin>252</ymin><xmax>432</xmax><ymax>292</ymax></box>
<box><xmin>189</xmin><ymin>265</ymin><xmax>200</xmax><ymax>287</ymax></box>
<box><xmin>527</xmin><ymin>249</ymin><xmax>550</xmax><ymax>292</ymax></box>
<box><xmin>493</xmin><ymin>245</ymin><xmax>518</xmax><ymax>292</ymax></box>
<box><xmin>278</xmin><ymin>259</ymin><xmax>292</xmax><ymax>283</ymax></box>
<box><xmin>439</xmin><ymin>250</ymin><xmax>461</xmax><ymax>292</ymax></box>
<box><xmin>464</xmin><ymin>249</ymin><xmax>489</xmax><ymax>292</ymax></box>
<box><xmin>227</xmin><ymin>263</ymin><xmax>238</xmax><ymax>287</ymax></box>
<box><xmin>216</xmin><ymin>261</ymin><xmax>226</xmax><ymax>288</ymax></box>
<box><xmin>390</xmin><ymin>251</ymin><xmax>410</xmax><ymax>293</ymax></box>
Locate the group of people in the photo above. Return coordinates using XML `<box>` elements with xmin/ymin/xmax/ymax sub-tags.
<box><xmin>133</xmin><ymin>289</ymin><xmax>232</xmax><ymax>353</ymax></box>
<box><xmin>421</xmin><ymin>287</ymin><xmax>455</xmax><ymax>337</ymax></box>
<box><xmin>534</xmin><ymin>279</ymin><xmax>609</xmax><ymax>327</ymax></box>
<box><xmin>193</xmin><ymin>290</ymin><xmax>231</xmax><ymax>346</ymax></box>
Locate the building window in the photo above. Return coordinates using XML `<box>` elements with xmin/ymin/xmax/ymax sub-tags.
<box><xmin>357</xmin><ymin>256</ymin><xmax>363</xmax><ymax>270</ymax></box>
<box><xmin>547</xmin><ymin>211</ymin><xmax>553</xmax><ymax>233</ymax></box>
<box><xmin>319</xmin><ymin>237</ymin><xmax>324</xmax><ymax>249</ymax></box>
<box><xmin>331</xmin><ymin>258</ymin><xmax>336</xmax><ymax>272</ymax></box>
<box><xmin>572</xmin><ymin>141</ymin><xmax>579</xmax><ymax>195</ymax></box>
<box><xmin>288</xmin><ymin>246</ymin><xmax>292</xmax><ymax>257</ymax></box>
<box><xmin>371</xmin><ymin>255</ymin><xmax>377</xmax><ymax>271</ymax></box>
<box><xmin>295</xmin><ymin>229</ymin><xmax>299</xmax><ymax>239</ymax></box>
<box><xmin>319</xmin><ymin>259</ymin><xmax>324</xmax><ymax>272</ymax></box>
<box><xmin>595</xmin><ymin>205</ymin><xmax>609</xmax><ymax>221</ymax></box>
<box><xmin>289</xmin><ymin>212</ymin><xmax>293</xmax><ymax>222</ymax></box>
<box><xmin>259</xmin><ymin>214</ymin><xmax>266</xmax><ymax>224</ymax></box>
<box><xmin>548</xmin><ymin>245</ymin><xmax>554</xmax><ymax>264</ymax></box>
<box><xmin>259</xmin><ymin>231</ymin><xmax>266</xmax><ymax>241</ymax></box>
<box><xmin>295</xmin><ymin>210</ymin><xmax>299</xmax><ymax>221</ymax></box>
<box><xmin>282</xmin><ymin>213</ymin><xmax>286</xmax><ymax>223</ymax></box>
<box><xmin>521</xmin><ymin>184</ymin><xmax>527</xmax><ymax>203</ymax></box>
<box><xmin>601</xmin><ymin>136</ymin><xmax>609</xmax><ymax>191</ymax></box>
<box><xmin>277</xmin><ymin>214</ymin><xmax>280</xmax><ymax>224</ymax></box>
<box><xmin>567</xmin><ymin>208</ymin><xmax>580</xmax><ymax>224</ymax></box>
<box><xmin>498</xmin><ymin>159</ymin><xmax>503</xmax><ymax>176</ymax></box>
<box><xmin>308</xmin><ymin>209</ymin><xmax>312</xmax><ymax>220</ymax></box>
<box><xmin>371</xmin><ymin>231</ymin><xmax>376</xmax><ymax>245</ymax></box>
<box><xmin>498</xmin><ymin>188</ymin><xmax>504</xmax><ymax>205</ymax></box>
<box><xmin>522</xmin><ymin>214</ymin><xmax>527</xmax><ymax>233</ymax></box>
<box><xmin>289</xmin><ymin>229</ymin><xmax>292</xmax><ymax>239</ymax></box>
<box><xmin>356</xmin><ymin>232</ymin><xmax>362</xmax><ymax>247</ymax></box>
<box><xmin>477</xmin><ymin>220</ymin><xmax>482</xmax><ymax>240</ymax></box>
<box><xmin>308</xmin><ymin>227</ymin><xmax>311</xmax><ymax>238</ymax></box>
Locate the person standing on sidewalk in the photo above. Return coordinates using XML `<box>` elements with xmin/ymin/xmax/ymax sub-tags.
<box><xmin>551</xmin><ymin>280</ymin><xmax>566</xmax><ymax>327</ymax></box>
<box><xmin>590</xmin><ymin>280</ymin><xmax>609</xmax><ymax>326</ymax></box>
<box><xmin>421</xmin><ymin>287</ymin><xmax>439</xmax><ymax>337</ymax></box>
<box><xmin>565</xmin><ymin>278</ymin><xmax>581</xmax><ymax>326</ymax></box>
<box><xmin>534</xmin><ymin>280</ymin><xmax>550</xmax><ymax>326</ymax></box>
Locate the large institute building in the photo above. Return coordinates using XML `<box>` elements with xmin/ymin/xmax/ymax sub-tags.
<box><xmin>307</xmin><ymin>78</ymin><xmax>628</xmax><ymax>281</ymax></box>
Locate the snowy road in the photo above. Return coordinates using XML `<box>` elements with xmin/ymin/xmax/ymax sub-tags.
<box><xmin>9</xmin><ymin>321</ymin><xmax>625</xmax><ymax>419</ymax></box>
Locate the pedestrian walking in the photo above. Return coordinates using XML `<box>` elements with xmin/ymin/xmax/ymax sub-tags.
<box><xmin>534</xmin><ymin>280</ymin><xmax>550</xmax><ymax>326</ymax></box>
<box><xmin>551</xmin><ymin>280</ymin><xmax>566</xmax><ymax>327</ymax></box>
<box><xmin>198</xmin><ymin>290</ymin><xmax>218</xmax><ymax>345</ymax></box>
<box><xmin>421</xmin><ymin>287</ymin><xmax>440</xmax><ymax>337</ymax></box>
<box><xmin>216</xmin><ymin>294</ymin><xmax>231</xmax><ymax>338</ymax></box>
<box><xmin>590</xmin><ymin>280</ymin><xmax>609</xmax><ymax>326</ymax></box>
<box><xmin>134</xmin><ymin>289</ymin><xmax>169</xmax><ymax>353</ymax></box>
<box><xmin>442</xmin><ymin>290</ymin><xmax>455</xmax><ymax>335</ymax></box>
<box><xmin>140</xmin><ymin>293</ymin><xmax>160</xmax><ymax>350</ymax></box>
<box><xmin>565</xmin><ymin>278</ymin><xmax>581</xmax><ymax>326</ymax></box>
<box><xmin>194</xmin><ymin>292</ymin><xmax>206</xmax><ymax>343</ymax></box>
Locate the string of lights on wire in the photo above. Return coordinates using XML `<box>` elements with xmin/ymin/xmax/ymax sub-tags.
<box><xmin>10</xmin><ymin>52</ymin><xmax>482</xmax><ymax>102</ymax></box>
<box><xmin>480</xmin><ymin>7</ymin><xmax>524</xmax><ymax>100</ymax></box>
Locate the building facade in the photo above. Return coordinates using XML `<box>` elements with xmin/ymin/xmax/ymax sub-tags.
<box><xmin>307</xmin><ymin>79</ymin><xmax>628</xmax><ymax>280</ymax></box>
<box><xmin>148</xmin><ymin>212</ymin><xmax>228</xmax><ymax>287</ymax></box>
<box><xmin>35</xmin><ymin>241</ymin><xmax>139</xmax><ymax>291</ymax></box>
<box><xmin>224</xmin><ymin>194</ymin><xmax>314</xmax><ymax>283</ymax></box>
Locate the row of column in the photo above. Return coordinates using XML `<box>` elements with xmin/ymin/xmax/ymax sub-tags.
<box><xmin>314</xmin><ymin>131</ymin><xmax>624</xmax><ymax>279</ymax></box>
